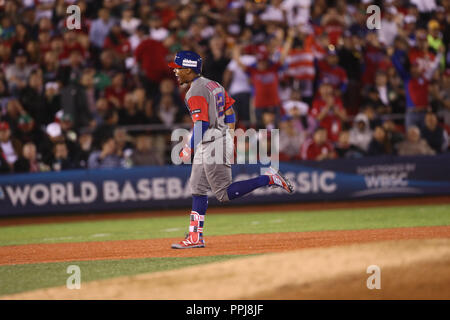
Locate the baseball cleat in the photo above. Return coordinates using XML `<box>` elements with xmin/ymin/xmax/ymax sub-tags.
<box><xmin>171</xmin><ymin>233</ymin><xmax>205</xmax><ymax>249</ymax></box>
<box><xmin>266</xmin><ymin>167</ymin><xmax>294</xmax><ymax>193</ymax></box>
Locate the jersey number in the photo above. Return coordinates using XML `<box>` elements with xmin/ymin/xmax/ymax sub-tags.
<box><xmin>215</xmin><ymin>92</ymin><xmax>225</xmax><ymax>117</ymax></box>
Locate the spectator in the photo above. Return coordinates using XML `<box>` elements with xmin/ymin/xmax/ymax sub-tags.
<box><xmin>279</xmin><ymin>115</ymin><xmax>305</xmax><ymax>161</ymax></box>
<box><xmin>134</xmin><ymin>28</ymin><xmax>171</xmax><ymax>97</ymax></box>
<box><xmin>128</xmin><ymin>23</ymin><xmax>149</xmax><ymax>53</ymax></box>
<box><xmin>4</xmin><ymin>49</ymin><xmax>33</xmax><ymax>95</ymax></box>
<box><xmin>282</xmin><ymin>0</ymin><xmax>311</xmax><ymax>27</ymax></box>
<box><xmin>260</xmin><ymin>0</ymin><xmax>285</xmax><ymax>24</ymax></box>
<box><xmin>19</xmin><ymin>70</ymin><xmax>46</xmax><ymax>126</ymax></box>
<box><xmin>155</xmin><ymin>77</ymin><xmax>183</xmax><ymax>107</ymax></box>
<box><xmin>41</xmin><ymin>51</ymin><xmax>60</xmax><ymax>83</ymax></box>
<box><xmin>51</xmin><ymin>141</ymin><xmax>78</xmax><ymax>171</ymax></box>
<box><xmin>427</xmin><ymin>20</ymin><xmax>445</xmax><ymax>70</ymax></box>
<box><xmin>113</xmin><ymin>127</ymin><xmax>134</xmax><ymax>157</ymax></box>
<box><xmin>408</xmin><ymin>28</ymin><xmax>437</xmax><ymax>75</ymax></box>
<box><xmin>58</xmin><ymin>49</ymin><xmax>84</xmax><ymax>86</ymax></box>
<box><xmin>14</xmin><ymin>114</ymin><xmax>45</xmax><ymax>147</ymax></box>
<box><xmin>437</xmin><ymin>70</ymin><xmax>450</xmax><ymax>130</ymax></box>
<box><xmin>373</xmin><ymin>70</ymin><xmax>395</xmax><ymax>115</ymax></box>
<box><xmin>120</xmin><ymin>7</ymin><xmax>141</xmax><ymax>36</ymax></box>
<box><xmin>38</xmin><ymin>122</ymin><xmax>65</xmax><ymax>165</ymax></box>
<box><xmin>94</xmin><ymin>50</ymin><xmax>119</xmax><ymax>92</ymax></box>
<box><xmin>93</xmin><ymin>108</ymin><xmax>119</xmax><ymax>148</ymax></box>
<box><xmin>2</xmin><ymin>99</ymin><xmax>25</xmax><ymax>134</ymax></box>
<box><xmin>202</xmin><ymin>36</ymin><xmax>230</xmax><ymax>83</ymax></box>
<box><xmin>335</xmin><ymin>130</ymin><xmax>364</xmax><ymax>159</ymax></box>
<box><xmin>283</xmin><ymin>90</ymin><xmax>316</xmax><ymax>137</ymax></box>
<box><xmin>0</xmin><ymin>149</ymin><xmax>11</xmax><ymax>173</ymax></box>
<box><xmin>421</xmin><ymin>112</ymin><xmax>448</xmax><ymax>153</ymax></box>
<box><xmin>105</xmin><ymin>72</ymin><xmax>128</xmax><ymax>109</ymax></box>
<box><xmin>232</xmin><ymin>30</ymin><xmax>294</xmax><ymax>125</ymax></box>
<box><xmin>382</xmin><ymin>120</ymin><xmax>405</xmax><ymax>152</ymax></box>
<box><xmin>37</xmin><ymin>29</ymin><xmax>52</xmax><ymax>58</ymax></box>
<box><xmin>391</xmin><ymin>43</ymin><xmax>442</xmax><ymax>128</ymax></box>
<box><xmin>91</xmin><ymin>97</ymin><xmax>110</xmax><ymax>129</ymax></box>
<box><xmin>261</xmin><ymin>111</ymin><xmax>277</xmax><ymax>131</ymax></box>
<box><xmin>103</xmin><ymin>23</ymin><xmax>132</xmax><ymax>62</ymax></box>
<box><xmin>156</xmin><ymin>94</ymin><xmax>183</xmax><ymax>128</ymax></box>
<box><xmin>59</xmin><ymin>64</ymin><xmax>93</xmax><ymax>129</ymax></box>
<box><xmin>396</xmin><ymin>126</ymin><xmax>436</xmax><ymax>156</ymax></box>
<box><xmin>362</xmin><ymin>105</ymin><xmax>383</xmax><ymax>130</ymax></box>
<box><xmin>89</xmin><ymin>8</ymin><xmax>116</xmax><ymax>50</ymax></box>
<box><xmin>79</xmin><ymin>68</ymin><xmax>98</xmax><ymax>118</ymax></box>
<box><xmin>310</xmin><ymin>80</ymin><xmax>347</xmax><ymax>143</ymax></box>
<box><xmin>361</xmin><ymin>32</ymin><xmax>386</xmax><ymax>86</ymax></box>
<box><xmin>149</xmin><ymin>14</ymin><xmax>169</xmax><ymax>42</ymax></box>
<box><xmin>367</xmin><ymin>126</ymin><xmax>391</xmax><ymax>156</ymax></box>
<box><xmin>349</xmin><ymin>113</ymin><xmax>373</xmax><ymax>154</ymax></box>
<box><xmin>88</xmin><ymin>136</ymin><xmax>123</xmax><ymax>169</ymax></box>
<box><xmin>0</xmin><ymin>122</ymin><xmax>21</xmax><ymax>171</ymax></box>
<box><xmin>320</xmin><ymin>6</ymin><xmax>346</xmax><ymax>46</ymax></box>
<box><xmin>58</xmin><ymin>112</ymin><xmax>78</xmax><ymax>145</ymax></box>
<box><xmin>118</xmin><ymin>93</ymin><xmax>146</xmax><ymax>126</ymax></box>
<box><xmin>77</xmin><ymin>132</ymin><xmax>94</xmax><ymax>169</ymax></box>
<box><xmin>60</xmin><ymin>30</ymin><xmax>86</xmax><ymax>65</ymax></box>
<box><xmin>13</xmin><ymin>142</ymin><xmax>45</xmax><ymax>173</ymax></box>
<box><xmin>378</xmin><ymin>6</ymin><xmax>400</xmax><ymax>47</ymax></box>
<box><xmin>222</xmin><ymin>52</ymin><xmax>256</xmax><ymax>123</ymax></box>
<box><xmin>285</xmin><ymin>30</ymin><xmax>317</xmax><ymax>104</ymax></box>
<box><xmin>10</xmin><ymin>23</ymin><xmax>29</xmax><ymax>53</ymax></box>
<box><xmin>317</xmin><ymin>47</ymin><xmax>348</xmax><ymax>94</ymax></box>
<box><xmin>301</xmin><ymin>127</ymin><xmax>336</xmax><ymax>161</ymax></box>
<box><xmin>131</xmin><ymin>135</ymin><xmax>164</xmax><ymax>166</ymax></box>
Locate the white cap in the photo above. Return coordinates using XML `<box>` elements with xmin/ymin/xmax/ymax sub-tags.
<box><xmin>46</xmin><ymin>122</ymin><xmax>62</xmax><ymax>138</ymax></box>
<box><xmin>283</xmin><ymin>101</ymin><xmax>309</xmax><ymax>116</ymax></box>
<box><xmin>404</xmin><ymin>15</ymin><xmax>416</xmax><ymax>24</ymax></box>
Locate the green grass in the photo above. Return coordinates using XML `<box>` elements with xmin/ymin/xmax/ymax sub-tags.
<box><xmin>0</xmin><ymin>255</ymin><xmax>248</xmax><ymax>296</ymax></box>
<box><xmin>0</xmin><ymin>204</ymin><xmax>449</xmax><ymax>247</ymax></box>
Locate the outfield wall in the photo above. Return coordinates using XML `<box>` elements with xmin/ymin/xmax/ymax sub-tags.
<box><xmin>1</xmin><ymin>154</ymin><xmax>450</xmax><ymax>216</ymax></box>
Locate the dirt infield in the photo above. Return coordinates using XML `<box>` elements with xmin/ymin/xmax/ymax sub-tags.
<box><xmin>1</xmin><ymin>226</ymin><xmax>449</xmax><ymax>266</ymax></box>
<box><xmin>4</xmin><ymin>238</ymin><xmax>450</xmax><ymax>300</ymax></box>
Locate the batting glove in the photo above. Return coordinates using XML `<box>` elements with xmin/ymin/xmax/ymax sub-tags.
<box><xmin>179</xmin><ymin>144</ymin><xmax>193</xmax><ymax>163</ymax></box>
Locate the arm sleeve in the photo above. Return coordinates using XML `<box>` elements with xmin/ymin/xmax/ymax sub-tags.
<box><xmin>187</xmin><ymin>96</ymin><xmax>209</xmax><ymax>122</ymax></box>
<box><xmin>224</xmin><ymin>91</ymin><xmax>235</xmax><ymax>111</ymax></box>
<box><xmin>190</xmin><ymin>120</ymin><xmax>210</xmax><ymax>150</ymax></box>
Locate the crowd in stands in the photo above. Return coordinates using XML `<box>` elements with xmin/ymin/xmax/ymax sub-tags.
<box><xmin>0</xmin><ymin>0</ymin><xmax>449</xmax><ymax>174</ymax></box>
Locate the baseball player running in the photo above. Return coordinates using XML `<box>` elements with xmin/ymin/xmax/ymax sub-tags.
<box><xmin>168</xmin><ymin>51</ymin><xmax>294</xmax><ymax>249</ymax></box>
